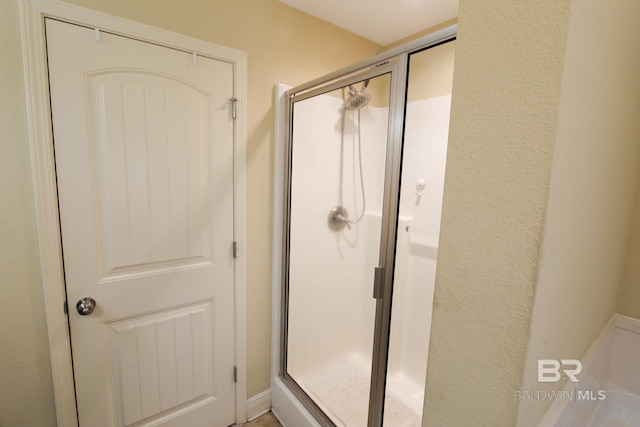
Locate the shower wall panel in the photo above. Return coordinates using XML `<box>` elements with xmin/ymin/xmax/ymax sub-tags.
<box><xmin>386</xmin><ymin>95</ymin><xmax>452</xmax><ymax>416</ymax></box>
<box><xmin>287</xmin><ymin>93</ymin><xmax>388</xmax><ymax>381</ymax></box>
<box><xmin>288</xmin><ymin>93</ymin><xmax>451</xmax><ymax>389</ymax></box>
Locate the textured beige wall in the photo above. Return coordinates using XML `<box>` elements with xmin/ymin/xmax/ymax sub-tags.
<box><xmin>0</xmin><ymin>1</ymin><xmax>57</xmax><ymax>426</ymax></box>
<box><xmin>619</xmin><ymin>182</ymin><xmax>640</xmax><ymax>318</ymax></box>
<box><xmin>2</xmin><ymin>0</ymin><xmax>379</xmax><ymax>422</ymax></box>
<box><xmin>422</xmin><ymin>1</ymin><xmax>573</xmax><ymax>426</ymax></box>
<box><xmin>519</xmin><ymin>1</ymin><xmax>640</xmax><ymax>425</ymax></box>
<box><xmin>617</xmin><ymin>36</ymin><xmax>640</xmax><ymax>319</ymax></box>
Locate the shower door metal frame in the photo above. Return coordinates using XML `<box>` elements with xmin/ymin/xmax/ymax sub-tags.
<box><xmin>280</xmin><ymin>25</ymin><xmax>457</xmax><ymax>427</ymax></box>
<box><xmin>281</xmin><ymin>61</ymin><xmax>400</xmax><ymax>427</ymax></box>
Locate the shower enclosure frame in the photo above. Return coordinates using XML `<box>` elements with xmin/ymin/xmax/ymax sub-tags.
<box><xmin>277</xmin><ymin>24</ymin><xmax>457</xmax><ymax>427</ymax></box>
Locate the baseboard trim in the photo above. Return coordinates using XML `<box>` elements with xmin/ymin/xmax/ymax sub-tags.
<box><xmin>247</xmin><ymin>389</ymin><xmax>272</xmax><ymax>421</ymax></box>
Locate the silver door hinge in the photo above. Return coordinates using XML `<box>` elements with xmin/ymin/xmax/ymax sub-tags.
<box><xmin>230</xmin><ymin>97</ymin><xmax>237</xmax><ymax>120</ymax></box>
<box><xmin>232</xmin><ymin>241</ymin><xmax>239</xmax><ymax>259</ymax></box>
<box><xmin>373</xmin><ymin>266</ymin><xmax>384</xmax><ymax>299</ymax></box>
<box><xmin>233</xmin><ymin>366</ymin><xmax>238</xmax><ymax>383</ymax></box>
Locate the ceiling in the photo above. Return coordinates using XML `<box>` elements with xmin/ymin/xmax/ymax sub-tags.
<box><xmin>279</xmin><ymin>0</ymin><xmax>459</xmax><ymax>46</ymax></box>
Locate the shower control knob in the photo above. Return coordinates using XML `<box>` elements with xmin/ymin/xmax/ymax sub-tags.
<box><xmin>328</xmin><ymin>206</ymin><xmax>351</xmax><ymax>231</ymax></box>
<box><xmin>76</xmin><ymin>297</ymin><xmax>96</xmax><ymax>316</ymax></box>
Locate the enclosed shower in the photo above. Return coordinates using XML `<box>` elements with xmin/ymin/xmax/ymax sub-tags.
<box><xmin>273</xmin><ymin>27</ymin><xmax>456</xmax><ymax>427</ymax></box>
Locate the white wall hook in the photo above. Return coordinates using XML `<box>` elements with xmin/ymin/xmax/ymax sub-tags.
<box><xmin>415</xmin><ymin>178</ymin><xmax>426</xmax><ymax>196</ymax></box>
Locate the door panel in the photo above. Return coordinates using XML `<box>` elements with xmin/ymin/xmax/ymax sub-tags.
<box><xmin>108</xmin><ymin>301</ymin><xmax>214</xmax><ymax>425</ymax></box>
<box><xmin>89</xmin><ymin>71</ymin><xmax>214</xmax><ymax>277</ymax></box>
<box><xmin>46</xmin><ymin>19</ymin><xmax>235</xmax><ymax>427</ymax></box>
<box><xmin>283</xmin><ymin>73</ymin><xmax>392</xmax><ymax>426</ymax></box>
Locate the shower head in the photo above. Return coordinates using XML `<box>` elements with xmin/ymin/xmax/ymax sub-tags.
<box><xmin>344</xmin><ymin>79</ymin><xmax>372</xmax><ymax>111</ymax></box>
<box><xmin>345</xmin><ymin>91</ymin><xmax>372</xmax><ymax>110</ymax></box>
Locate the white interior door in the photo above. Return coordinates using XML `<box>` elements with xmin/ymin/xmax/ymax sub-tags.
<box><xmin>46</xmin><ymin>18</ymin><xmax>236</xmax><ymax>427</ymax></box>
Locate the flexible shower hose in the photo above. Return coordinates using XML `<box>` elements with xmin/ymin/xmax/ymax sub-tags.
<box><xmin>339</xmin><ymin>88</ymin><xmax>366</xmax><ymax>225</ymax></box>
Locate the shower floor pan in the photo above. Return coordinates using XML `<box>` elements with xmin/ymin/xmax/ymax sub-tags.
<box><xmin>298</xmin><ymin>354</ymin><xmax>422</xmax><ymax>427</ymax></box>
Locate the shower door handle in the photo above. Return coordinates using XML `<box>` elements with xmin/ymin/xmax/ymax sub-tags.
<box><xmin>373</xmin><ymin>266</ymin><xmax>384</xmax><ymax>299</ymax></box>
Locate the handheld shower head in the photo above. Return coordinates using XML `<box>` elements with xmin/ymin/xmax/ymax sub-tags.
<box><xmin>344</xmin><ymin>80</ymin><xmax>372</xmax><ymax>111</ymax></box>
<box><xmin>345</xmin><ymin>91</ymin><xmax>372</xmax><ymax>110</ymax></box>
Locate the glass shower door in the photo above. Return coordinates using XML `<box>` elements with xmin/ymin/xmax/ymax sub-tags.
<box><xmin>384</xmin><ymin>40</ymin><xmax>456</xmax><ymax>425</ymax></box>
<box><xmin>283</xmin><ymin>72</ymin><xmax>392</xmax><ymax>427</ymax></box>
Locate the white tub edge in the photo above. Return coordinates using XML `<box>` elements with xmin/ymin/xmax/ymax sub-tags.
<box><xmin>537</xmin><ymin>313</ymin><xmax>640</xmax><ymax>426</ymax></box>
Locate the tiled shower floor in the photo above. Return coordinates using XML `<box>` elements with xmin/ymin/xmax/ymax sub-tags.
<box><xmin>300</xmin><ymin>354</ymin><xmax>422</xmax><ymax>427</ymax></box>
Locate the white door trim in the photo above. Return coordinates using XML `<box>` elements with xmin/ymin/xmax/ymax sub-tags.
<box><xmin>18</xmin><ymin>1</ymin><xmax>248</xmax><ymax>425</ymax></box>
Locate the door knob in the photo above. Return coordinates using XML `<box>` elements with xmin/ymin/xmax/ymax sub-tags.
<box><xmin>76</xmin><ymin>297</ymin><xmax>96</xmax><ymax>316</ymax></box>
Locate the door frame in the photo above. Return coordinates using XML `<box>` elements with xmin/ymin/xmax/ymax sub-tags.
<box><xmin>19</xmin><ymin>1</ymin><xmax>248</xmax><ymax>425</ymax></box>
